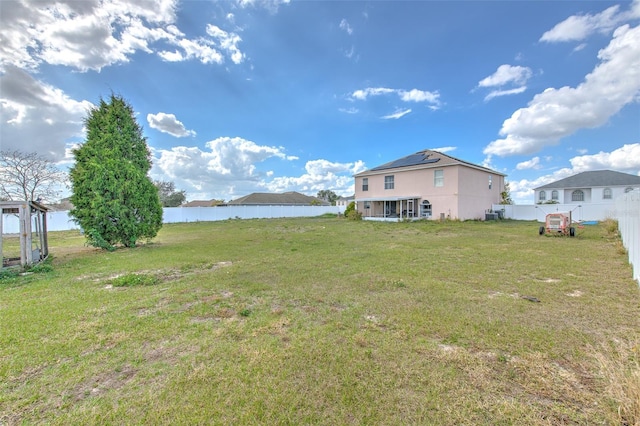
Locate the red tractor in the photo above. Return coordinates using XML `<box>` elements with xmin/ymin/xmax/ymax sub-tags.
<box><xmin>539</xmin><ymin>212</ymin><xmax>576</xmax><ymax>237</ymax></box>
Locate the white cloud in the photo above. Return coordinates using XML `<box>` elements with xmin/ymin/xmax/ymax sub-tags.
<box><xmin>339</xmin><ymin>107</ymin><xmax>359</xmax><ymax>114</ymax></box>
<box><xmin>381</xmin><ymin>109</ymin><xmax>412</xmax><ymax>120</ymax></box>
<box><xmin>484</xmin><ymin>87</ymin><xmax>527</xmax><ymax>101</ymax></box>
<box><xmin>399</xmin><ymin>89</ymin><xmax>440</xmax><ymax>103</ymax></box>
<box><xmin>206</xmin><ymin>24</ymin><xmax>245</xmax><ymax>64</ymax></box>
<box><xmin>430</xmin><ymin>146</ymin><xmax>457</xmax><ymax>153</ymax></box>
<box><xmin>351</xmin><ymin>87</ymin><xmax>395</xmax><ymax>100</ymax></box>
<box><xmin>477</xmin><ymin>65</ymin><xmax>532</xmax><ymax>101</ymax></box>
<box><xmin>484</xmin><ymin>24</ymin><xmax>640</xmax><ymax>157</ymax></box>
<box><xmin>516</xmin><ymin>156</ymin><xmax>542</xmax><ymax>170</ymax></box>
<box><xmin>350</xmin><ymin>86</ymin><xmax>440</xmax><ymax>116</ymax></box>
<box><xmin>0</xmin><ymin>0</ymin><xmax>244</xmax><ymax>72</ymax></box>
<box><xmin>569</xmin><ymin>143</ymin><xmax>640</xmax><ymax>172</ymax></box>
<box><xmin>152</xmin><ymin>138</ymin><xmax>359</xmax><ymax>200</ymax></box>
<box><xmin>340</xmin><ymin>19</ymin><xmax>353</xmax><ymax>35</ymax></box>
<box><xmin>540</xmin><ymin>0</ymin><xmax>640</xmax><ymax>43</ymax></box>
<box><xmin>351</xmin><ymin>87</ymin><xmax>439</xmax><ymax>106</ymax></box>
<box><xmin>267</xmin><ymin>159</ymin><xmax>365</xmax><ymax>196</ymax></box>
<box><xmin>147</xmin><ymin>113</ymin><xmax>196</xmax><ymax>138</ymax></box>
<box><xmin>478</xmin><ymin>64</ymin><xmax>533</xmax><ymax>88</ymax></box>
<box><xmin>0</xmin><ymin>66</ymin><xmax>93</xmax><ymax>161</ymax></box>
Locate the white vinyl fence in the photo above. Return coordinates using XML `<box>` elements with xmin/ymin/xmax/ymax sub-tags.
<box><xmin>494</xmin><ymin>198</ymin><xmax>640</xmax><ymax>286</ymax></box>
<box><xmin>616</xmin><ymin>190</ymin><xmax>640</xmax><ymax>285</ymax></box>
<box><xmin>491</xmin><ymin>203</ymin><xmax>618</xmax><ymax>222</ymax></box>
<box><xmin>1</xmin><ymin>205</ymin><xmax>345</xmax><ymax>234</ymax></box>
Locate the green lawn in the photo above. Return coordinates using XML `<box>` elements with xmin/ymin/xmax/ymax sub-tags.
<box><xmin>1</xmin><ymin>218</ymin><xmax>638</xmax><ymax>425</ymax></box>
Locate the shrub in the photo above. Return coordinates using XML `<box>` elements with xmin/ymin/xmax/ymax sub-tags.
<box><xmin>344</xmin><ymin>201</ymin><xmax>362</xmax><ymax>221</ymax></box>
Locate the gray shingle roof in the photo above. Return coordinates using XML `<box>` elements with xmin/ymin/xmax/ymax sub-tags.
<box><xmin>228</xmin><ymin>191</ymin><xmax>329</xmax><ymax>205</ymax></box>
<box><xmin>535</xmin><ymin>170</ymin><xmax>640</xmax><ymax>190</ymax></box>
<box><xmin>355</xmin><ymin>149</ymin><xmax>505</xmax><ymax>176</ymax></box>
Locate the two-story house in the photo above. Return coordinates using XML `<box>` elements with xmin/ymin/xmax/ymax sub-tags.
<box><xmin>534</xmin><ymin>170</ymin><xmax>640</xmax><ymax>204</ymax></box>
<box><xmin>354</xmin><ymin>149</ymin><xmax>506</xmax><ymax>221</ymax></box>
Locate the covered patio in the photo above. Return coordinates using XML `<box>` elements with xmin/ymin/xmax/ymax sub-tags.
<box><xmin>356</xmin><ymin>196</ymin><xmax>431</xmax><ymax>221</ymax></box>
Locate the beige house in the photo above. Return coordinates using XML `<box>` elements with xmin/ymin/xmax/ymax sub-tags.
<box><xmin>354</xmin><ymin>149</ymin><xmax>506</xmax><ymax>221</ymax></box>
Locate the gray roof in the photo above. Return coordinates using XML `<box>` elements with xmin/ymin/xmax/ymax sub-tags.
<box><xmin>355</xmin><ymin>149</ymin><xmax>505</xmax><ymax>176</ymax></box>
<box><xmin>183</xmin><ymin>200</ymin><xmax>218</xmax><ymax>207</ymax></box>
<box><xmin>535</xmin><ymin>170</ymin><xmax>640</xmax><ymax>190</ymax></box>
<box><xmin>228</xmin><ymin>191</ymin><xmax>329</xmax><ymax>206</ymax></box>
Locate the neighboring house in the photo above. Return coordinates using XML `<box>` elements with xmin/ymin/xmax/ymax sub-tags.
<box><xmin>534</xmin><ymin>170</ymin><xmax>640</xmax><ymax>204</ymax></box>
<box><xmin>228</xmin><ymin>191</ymin><xmax>329</xmax><ymax>206</ymax></box>
<box><xmin>354</xmin><ymin>149</ymin><xmax>506</xmax><ymax>221</ymax></box>
<box><xmin>183</xmin><ymin>200</ymin><xmax>224</xmax><ymax>207</ymax></box>
<box><xmin>335</xmin><ymin>195</ymin><xmax>354</xmax><ymax>208</ymax></box>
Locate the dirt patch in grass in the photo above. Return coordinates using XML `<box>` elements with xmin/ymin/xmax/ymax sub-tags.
<box><xmin>73</xmin><ymin>365</ymin><xmax>138</xmax><ymax>402</ymax></box>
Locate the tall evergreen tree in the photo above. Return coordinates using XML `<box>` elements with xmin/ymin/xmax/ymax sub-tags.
<box><xmin>69</xmin><ymin>94</ymin><xmax>162</xmax><ymax>250</ymax></box>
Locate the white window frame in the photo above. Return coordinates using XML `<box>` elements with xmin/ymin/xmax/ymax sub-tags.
<box><xmin>539</xmin><ymin>191</ymin><xmax>546</xmax><ymax>202</ymax></box>
<box><xmin>362</xmin><ymin>177</ymin><xmax>369</xmax><ymax>192</ymax></box>
<box><xmin>603</xmin><ymin>188</ymin><xmax>612</xmax><ymax>199</ymax></box>
<box><xmin>384</xmin><ymin>175</ymin><xmax>394</xmax><ymax>190</ymax></box>
<box><xmin>434</xmin><ymin>170</ymin><xmax>443</xmax><ymax>187</ymax></box>
<box><xmin>572</xmin><ymin>190</ymin><xmax>584</xmax><ymax>201</ymax></box>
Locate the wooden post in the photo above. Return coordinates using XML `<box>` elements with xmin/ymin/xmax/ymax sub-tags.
<box><xmin>0</xmin><ymin>209</ymin><xmax>3</xmax><ymax>269</ymax></box>
<box><xmin>41</xmin><ymin>210</ymin><xmax>49</xmax><ymax>259</ymax></box>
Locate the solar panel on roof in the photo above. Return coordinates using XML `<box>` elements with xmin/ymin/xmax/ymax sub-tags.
<box><xmin>370</xmin><ymin>153</ymin><xmax>440</xmax><ymax>171</ymax></box>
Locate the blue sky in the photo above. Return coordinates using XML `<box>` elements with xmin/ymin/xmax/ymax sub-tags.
<box><xmin>1</xmin><ymin>0</ymin><xmax>639</xmax><ymax>204</ymax></box>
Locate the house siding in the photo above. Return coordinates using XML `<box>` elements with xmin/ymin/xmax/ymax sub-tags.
<box><xmin>535</xmin><ymin>185</ymin><xmax>638</xmax><ymax>205</ymax></box>
<box><xmin>355</xmin><ymin>163</ymin><xmax>504</xmax><ymax>220</ymax></box>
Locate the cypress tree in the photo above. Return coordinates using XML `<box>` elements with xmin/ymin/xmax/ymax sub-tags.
<box><xmin>69</xmin><ymin>94</ymin><xmax>163</xmax><ymax>250</ymax></box>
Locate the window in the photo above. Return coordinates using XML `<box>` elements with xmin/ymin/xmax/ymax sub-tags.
<box><xmin>572</xmin><ymin>190</ymin><xmax>584</xmax><ymax>201</ymax></box>
<box><xmin>434</xmin><ymin>170</ymin><xmax>443</xmax><ymax>187</ymax></box>
<box><xmin>384</xmin><ymin>175</ymin><xmax>394</xmax><ymax>190</ymax></box>
<box><xmin>362</xmin><ymin>177</ymin><xmax>369</xmax><ymax>192</ymax></box>
<box><xmin>421</xmin><ymin>200</ymin><xmax>432</xmax><ymax>217</ymax></box>
<box><xmin>625</xmin><ymin>187</ymin><xmax>635</xmax><ymax>193</ymax></box>
<box><xmin>488</xmin><ymin>175</ymin><xmax>493</xmax><ymax>189</ymax></box>
<box><xmin>364</xmin><ymin>201</ymin><xmax>371</xmax><ymax>209</ymax></box>
<box><xmin>539</xmin><ymin>191</ymin><xmax>546</xmax><ymax>202</ymax></box>
<box><xmin>551</xmin><ymin>190</ymin><xmax>558</xmax><ymax>201</ymax></box>
<box><xmin>603</xmin><ymin>188</ymin><xmax>612</xmax><ymax>199</ymax></box>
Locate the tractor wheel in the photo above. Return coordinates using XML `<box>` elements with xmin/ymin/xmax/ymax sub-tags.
<box><xmin>539</xmin><ymin>226</ymin><xmax>545</xmax><ymax>235</ymax></box>
<box><xmin>569</xmin><ymin>227</ymin><xmax>576</xmax><ymax>237</ymax></box>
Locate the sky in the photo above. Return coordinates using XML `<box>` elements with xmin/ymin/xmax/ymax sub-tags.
<box><xmin>1</xmin><ymin>0</ymin><xmax>639</xmax><ymax>205</ymax></box>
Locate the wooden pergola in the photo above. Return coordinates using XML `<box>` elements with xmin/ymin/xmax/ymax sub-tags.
<box><xmin>1</xmin><ymin>201</ymin><xmax>49</xmax><ymax>269</ymax></box>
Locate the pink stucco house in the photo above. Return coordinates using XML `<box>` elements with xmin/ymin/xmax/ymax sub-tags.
<box><xmin>354</xmin><ymin>150</ymin><xmax>506</xmax><ymax>221</ymax></box>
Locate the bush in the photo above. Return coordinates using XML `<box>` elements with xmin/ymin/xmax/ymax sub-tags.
<box><xmin>344</xmin><ymin>201</ymin><xmax>362</xmax><ymax>221</ymax></box>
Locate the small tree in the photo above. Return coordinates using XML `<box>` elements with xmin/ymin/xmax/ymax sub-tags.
<box><xmin>344</xmin><ymin>201</ymin><xmax>362</xmax><ymax>220</ymax></box>
<box><xmin>317</xmin><ymin>190</ymin><xmax>338</xmax><ymax>206</ymax></box>
<box><xmin>69</xmin><ymin>94</ymin><xmax>162</xmax><ymax>250</ymax></box>
<box><xmin>0</xmin><ymin>150</ymin><xmax>66</xmax><ymax>202</ymax></box>
<box><xmin>154</xmin><ymin>180</ymin><xmax>186</xmax><ymax>207</ymax></box>
<box><xmin>499</xmin><ymin>182</ymin><xmax>514</xmax><ymax>205</ymax></box>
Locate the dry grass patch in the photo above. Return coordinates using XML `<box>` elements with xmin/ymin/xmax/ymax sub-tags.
<box><xmin>593</xmin><ymin>337</ymin><xmax>640</xmax><ymax>426</ymax></box>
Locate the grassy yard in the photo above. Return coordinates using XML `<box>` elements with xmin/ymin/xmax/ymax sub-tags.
<box><xmin>1</xmin><ymin>217</ymin><xmax>638</xmax><ymax>425</ymax></box>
